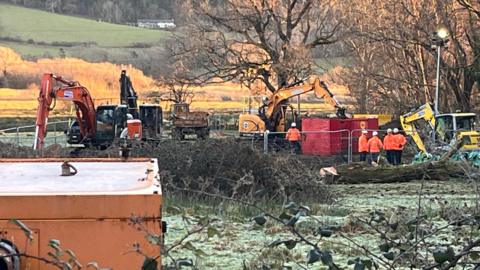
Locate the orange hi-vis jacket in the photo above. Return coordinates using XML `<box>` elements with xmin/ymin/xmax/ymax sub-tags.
<box><xmin>383</xmin><ymin>134</ymin><xmax>395</xmax><ymax>150</ymax></box>
<box><xmin>286</xmin><ymin>127</ymin><xmax>301</xmax><ymax>141</ymax></box>
<box><xmin>368</xmin><ymin>136</ymin><xmax>383</xmax><ymax>153</ymax></box>
<box><xmin>392</xmin><ymin>133</ymin><xmax>407</xmax><ymax>150</ymax></box>
<box><xmin>358</xmin><ymin>134</ymin><xmax>368</xmax><ymax>152</ymax></box>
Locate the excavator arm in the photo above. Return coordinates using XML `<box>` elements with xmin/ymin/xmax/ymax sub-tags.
<box><xmin>119</xmin><ymin>70</ymin><xmax>138</xmax><ymax>117</ymax></box>
<box><xmin>34</xmin><ymin>73</ymin><xmax>97</xmax><ymax>150</ymax></box>
<box><xmin>315</xmin><ymin>80</ymin><xmax>347</xmax><ymax>118</ymax></box>
<box><xmin>264</xmin><ymin>78</ymin><xmax>346</xmax><ymax>119</ymax></box>
<box><xmin>399</xmin><ymin>103</ymin><xmax>436</xmax><ymax>153</ymax></box>
<box><xmin>239</xmin><ymin>78</ymin><xmax>347</xmax><ymax>134</ymax></box>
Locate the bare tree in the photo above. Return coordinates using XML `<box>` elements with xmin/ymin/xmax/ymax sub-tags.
<box><xmin>155</xmin><ymin>56</ymin><xmax>195</xmax><ymax>104</ymax></box>
<box><xmin>172</xmin><ymin>0</ymin><xmax>341</xmax><ymax>93</ymax></box>
<box><xmin>340</xmin><ymin>0</ymin><xmax>480</xmax><ymax>113</ymax></box>
<box><xmin>45</xmin><ymin>0</ymin><xmax>60</xmax><ymax>13</ymax></box>
<box><xmin>159</xmin><ymin>76</ymin><xmax>194</xmax><ymax>105</ymax></box>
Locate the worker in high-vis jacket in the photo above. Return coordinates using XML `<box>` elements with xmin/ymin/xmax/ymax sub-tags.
<box><xmin>120</xmin><ymin>113</ymin><xmax>134</xmax><ymax>139</ymax></box>
<box><xmin>286</xmin><ymin>122</ymin><xmax>301</xmax><ymax>154</ymax></box>
<box><xmin>392</xmin><ymin>128</ymin><xmax>407</xmax><ymax>165</ymax></box>
<box><xmin>358</xmin><ymin>130</ymin><xmax>369</xmax><ymax>162</ymax></box>
<box><xmin>368</xmin><ymin>131</ymin><xmax>383</xmax><ymax>164</ymax></box>
<box><xmin>383</xmin><ymin>128</ymin><xmax>395</xmax><ymax>164</ymax></box>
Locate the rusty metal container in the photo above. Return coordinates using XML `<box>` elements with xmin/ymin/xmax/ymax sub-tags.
<box><xmin>173</xmin><ymin>111</ymin><xmax>209</xmax><ymax>128</ymax></box>
<box><xmin>0</xmin><ymin>158</ymin><xmax>162</xmax><ymax>270</ymax></box>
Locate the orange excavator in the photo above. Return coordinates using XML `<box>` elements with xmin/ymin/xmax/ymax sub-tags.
<box><xmin>34</xmin><ymin>72</ymin><xmax>164</xmax><ymax>150</ymax></box>
<box><xmin>34</xmin><ymin>73</ymin><xmax>98</xmax><ymax>150</ymax></box>
<box><xmin>238</xmin><ymin>78</ymin><xmax>347</xmax><ymax>136</ymax></box>
<box><xmin>34</xmin><ymin>73</ymin><xmax>154</xmax><ymax>150</ymax></box>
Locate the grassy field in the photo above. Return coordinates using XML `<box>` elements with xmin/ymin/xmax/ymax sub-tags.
<box><xmin>0</xmin><ymin>3</ymin><xmax>170</xmax><ymax>60</ymax></box>
<box><xmin>0</xmin><ymin>4</ymin><xmax>169</xmax><ymax>47</ymax></box>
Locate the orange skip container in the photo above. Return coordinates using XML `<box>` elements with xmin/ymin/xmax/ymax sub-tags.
<box><xmin>0</xmin><ymin>158</ymin><xmax>162</xmax><ymax>270</ymax></box>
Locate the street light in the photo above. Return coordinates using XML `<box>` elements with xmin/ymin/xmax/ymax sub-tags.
<box><xmin>432</xmin><ymin>26</ymin><xmax>449</xmax><ymax>116</ymax></box>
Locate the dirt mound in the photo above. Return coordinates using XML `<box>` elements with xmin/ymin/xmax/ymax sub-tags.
<box><xmin>0</xmin><ymin>139</ymin><xmax>332</xmax><ymax>202</ymax></box>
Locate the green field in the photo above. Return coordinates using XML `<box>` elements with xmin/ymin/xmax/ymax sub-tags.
<box><xmin>0</xmin><ymin>3</ymin><xmax>170</xmax><ymax>60</ymax></box>
<box><xmin>0</xmin><ymin>4</ymin><xmax>169</xmax><ymax>46</ymax></box>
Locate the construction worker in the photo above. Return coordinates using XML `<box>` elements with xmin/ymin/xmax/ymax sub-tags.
<box><xmin>286</xmin><ymin>122</ymin><xmax>301</xmax><ymax>154</ymax></box>
<box><xmin>368</xmin><ymin>131</ymin><xmax>383</xmax><ymax>164</ymax></box>
<box><xmin>392</xmin><ymin>128</ymin><xmax>407</xmax><ymax>165</ymax></box>
<box><xmin>120</xmin><ymin>114</ymin><xmax>134</xmax><ymax>139</ymax></box>
<box><xmin>358</xmin><ymin>130</ymin><xmax>369</xmax><ymax>162</ymax></box>
<box><xmin>383</xmin><ymin>128</ymin><xmax>395</xmax><ymax>164</ymax></box>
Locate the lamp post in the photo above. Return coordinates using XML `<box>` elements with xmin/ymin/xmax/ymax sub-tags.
<box><xmin>430</xmin><ymin>27</ymin><xmax>449</xmax><ymax>145</ymax></box>
<box><xmin>432</xmin><ymin>27</ymin><xmax>449</xmax><ymax>116</ymax></box>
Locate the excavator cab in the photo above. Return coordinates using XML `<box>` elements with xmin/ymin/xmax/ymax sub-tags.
<box><xmin>139</xmin><ymin>104</ymin><xmax>162</xmax><ymax>139</ymax></box>
<box><xmin>435</xmin><ymin>113</ymin><xmax>479</xmax><ymax>150</ymax></box>
<box><xmin>66</xmin><ymin>105</ymin><xmax>127</xmax><ymax>146</ymax></box>
<box><xmin>275</xmin><ymin>104</ymin><xmax>298</xmax><ymax>133</ymax></box>
<box><xmin>95</xmin><ymin>105</ymin><xmax>127</xmax><ymax>145</ymax></box>
<box><xmin>401</xmin><ymin>103</ymin><xmax>480</xmax><ymax>153</ymax></box>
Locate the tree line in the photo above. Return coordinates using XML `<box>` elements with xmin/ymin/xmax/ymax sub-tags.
<box><xmin>169</xmin><ymin>0</ymin><xmax>479</xmax><ymax>115</ymax></box>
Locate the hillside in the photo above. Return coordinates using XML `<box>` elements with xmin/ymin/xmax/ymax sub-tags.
<box><xmin>0</xmin><ymin>3</ymin><xmax>169</xmax><ymax>46</ymax></box>
<box><xmin>0</xmin><ymin>3</ymin><xmax>169</xmax><ymax>70</ymax></box>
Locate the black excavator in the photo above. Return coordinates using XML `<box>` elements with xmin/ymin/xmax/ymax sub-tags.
<box><xmin>119</xmin><ymin>70</ymin><xmax>163</xmax><ymax>140</ymax></box>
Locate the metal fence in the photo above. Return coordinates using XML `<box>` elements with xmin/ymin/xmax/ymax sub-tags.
<box><xmin>259</xmin><ymin>128</ymin><xmax>419</xmax><ymax>165</ymax></box>
<box><xmin>349</xmin><ymin>128</ymin><xmax>418</xmax><ymax>163</ymax></box>
<box><xmin>0</xmin><ymin>120</ymin><xmax>72</xmax><ymax>148</ymax></box>
<box><xmin>261</xmin><ymin>130</ymin><xmax>352</xmax><ymax>163</ymax></box>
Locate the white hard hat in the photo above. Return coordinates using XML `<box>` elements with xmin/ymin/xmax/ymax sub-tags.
<box><xmin>126</xmin><ymin>113</ymin><xmax>133</xmax><ymax>120</ymax></box>
<box><xmin>393</xmin><ymin>128</ymin><xmax>399</xmax><ymax>133</ymax></box>
<box><xmin>387</xmin><ymin>128</ymin><xmax>392</xmax><ymax>133</ymax></box>
<box><xmin>291</xmin><ymin>122</ymin><xmax>297</xmax><ymax>127</ymax></box>
<box><xmin>362</xmin><ymin>130</ymin><xmax>368</xmax><ymax>134</ymax></box>
<box><xmin>373</xmin><ymin>131</ymin><xmax>378</xmax><ymax>136</ymax></box>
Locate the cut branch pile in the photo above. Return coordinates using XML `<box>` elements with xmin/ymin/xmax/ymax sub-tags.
<box><xmin>137</xmin><ymin>139</ymin><xmax>332</xmax><ymax>202</ymax></box>
<box><xmin>0</xmin><ymin>140</ymin><xmax>333</xmax><ymax>202</ymax></box>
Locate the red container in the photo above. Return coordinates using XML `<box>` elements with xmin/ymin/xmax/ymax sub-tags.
<box><xmin>127</xmin><ymin>119</ymin><xmax>142</xmax><ymax>139</ymax></box>
<box><xmin>301</xmin><ymin>118</ymin><xmax>378</xmax><ymax>156</ymax></box>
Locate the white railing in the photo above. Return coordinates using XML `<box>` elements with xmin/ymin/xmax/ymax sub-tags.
<box><xmin>0</xmin><ymin>120</ymin><xmax>72</xmax><ymax>147</ymax></box>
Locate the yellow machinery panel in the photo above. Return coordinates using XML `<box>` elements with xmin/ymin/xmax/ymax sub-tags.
<box><xmin>238</xmin><ymin>114</ymin><xmax>266</xmax><ymax>135</ymax></box>
<box><xmin>354</xmin><ymin>114</ymin><xmax>393</xmax><ymax>126</ymax></box>
<box><xmin>458</xmin><ymin>130</ymin><xmax>480</xmax><ymax>150</ymax></box>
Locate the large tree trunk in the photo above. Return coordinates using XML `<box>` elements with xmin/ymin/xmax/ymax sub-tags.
<box><xmin>331</xmin><ymin>142</ymin><xmax>468</xmax><ymax>184</ymax></box>
<box><xmin>332</xmin><ymin>160</ymin><xmax>466</xmax><ymax>184</ymax></box>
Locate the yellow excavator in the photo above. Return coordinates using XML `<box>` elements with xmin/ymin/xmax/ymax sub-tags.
<box><xmin>238</xmin><ymin>78</ymin><xmax>346</xmax><ymax>136</ymax></box>
<box><xmin>400</xmin><ymin>103</ymin><xmax>480</xmax><ymax>153</ymax></box>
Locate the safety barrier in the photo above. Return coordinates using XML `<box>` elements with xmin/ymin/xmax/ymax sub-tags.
<box><xmin>0</xmin><ymin>120</ymin><xmax>72</xmax><ymax>147</ymax></box>
<box><xmin>349</xmin><ymin>128</ymin><xmax>423</xmax><ymax>163</ymax></box>
<box><xmin>258</xmin><ymin>128</ymin><xmax>424</xmax><ymax>165</ymax></box>
<box><xmin>261</xmin><ymin>130</ymin><xmax>352</xmax><ymax>164</ymax></box>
